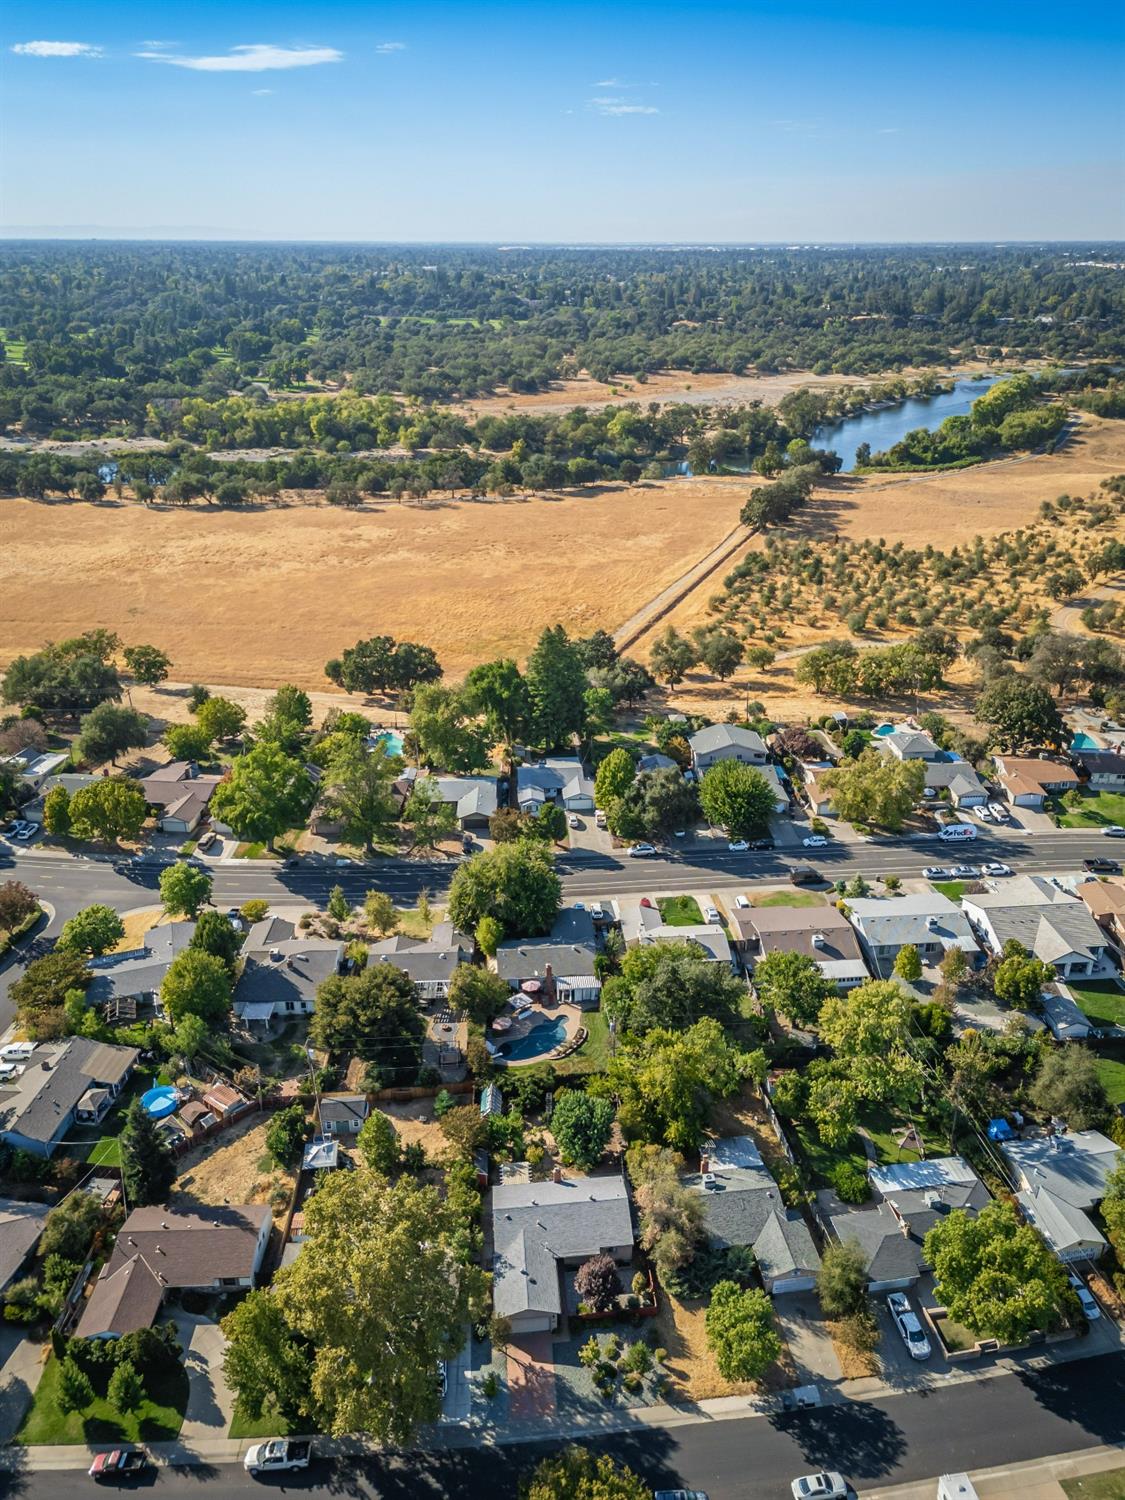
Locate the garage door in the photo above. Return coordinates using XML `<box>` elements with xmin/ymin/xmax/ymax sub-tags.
<box><xmin>771</xmin><ymin>1276</ymin><xmax>817</xmax><ymax>1294</ymax></box>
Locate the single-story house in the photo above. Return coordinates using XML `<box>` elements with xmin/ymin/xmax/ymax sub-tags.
<box><xmin>495</xmin><ymin>907</ymin><xmax>601</xmax><ymax>1007</ymax></box>
<box><xmin>868</xmin><ymin>1156</ymin><xmax>991</xmax><ymax>1239</ymax></box>
<box><xmin>920</xmin><ymin>758</ymin><xmax>988</xmax><ymax>807</ymax></box>
<box><xmin>76</xmin><ymin>1204</ymin><xmax>271</xmax><ymax>1338</ymax></box>
<box><xmin>490</xmin><ymin>1173</ymin><xmax>635</xmax><ymax>1334</ymax></box>
<box><xmin>734</xmin><ymin>904</ymin><xmax>869</xmax><ymax>989</ymax></box>
<box><xmin>963</xmin><ymin>877</ymin><xmax>1113</xmax><ymax>981</ymax></box>
<box><xmin>319</xmin><ymin>1095</ymin><xmax>369</xmax><ymax>1136</ymax></box>
<box><xmin>1078</xmin><ymin>878</ymin><xmax>1125</xmax><ymax>950</ymax></box>
<box><xmin>1002</xmin><ymin>1130</ymin><xmax>1121</xmax><ymax>1212</ymax></box>
<box><xmin>394</xmin><ymin>770</ymin><xmax>499</xmax><ymax>830</ymax></box>
<box><xmin>2</xmin><ymin>749</ymin><xmax>70</xmax><ymax>790</ymax></box>
<box><xmin>687</xmin><ymin>1136</ymin><xmax>820</xmax><ymax>1294</ymax></box>
<box><xmin>845</xmin><ymin>893</ymin><xmax>980</xmax><ymax>970</ymax></box>
<box><xmin>0</xmin><ymin>1198</ymin><xmax>51</xmax><ymax>1292</ymax></box>
<box><xmin>1039</xmin><ymin>985</ymin><xmax>1093</xmax><ymax>1042</ymax></box>
<box><xmin>234</xmin><ymin>934</ymin><xmax>344</xmax><ymax>1027</ymax></box>
<box><xmin>139</xmin><ymin>761</ymin><xmax>224</xmax><ymax>835</ymax></box>
<box><xmin>517</xmin><ymin>758</ymin><xmax>596</xmax><ymax>812</ymax></box>
<box><xmin>20</xmin><ymin>772</ymin><xmax>100</xmax><ymax>824</ymax></box>
<box><xmin>1076</xmin><ymin>749</ymin><xmax>1125</xmax><ymax>791</ymax></box>
<box><xmin>0</xmin><ymin>1037</ymin><xmax>139</xmax><ymax>1158</ymax></box>
<box><xmin>86</xmin><ymin>920</ymin><xmax>197</xmax><ymax>1010</ymax></box>
<box><xmin>880</xmin><ymin>728</ymin><xmax>943</xmax><ymax>762</ymax></box>
<box><xmin>368</xmin><ymin>924</ymin><xmax>472</xmax><ymax>1003</ymax></box>
<box><xmin>994</xmin><ymin>756</ymin><xmax>1081</xmax><ymax>809</ymax></box>
<box><xmin>688</xmin><ymin>724</ymin><xmax>769</xmax><ymax>775</ymax></box>
<box><xmin>822</xmin><ymin>1199</ymin><xmax>925</xmax><ymax>1292</ymax></box>
<box><xmin>1016</xmin><ymin>1184</ymin><xmax>1107</xmax><ymax>1263</ymax></box>
<box><xmin>637</xmin><ymin>922</ymin><xmax>734</xmax><ymax>968</ymax></box>
<box><xmin>637</xmin><ymin>752</ymin><xmax>679</xmax><ymax>773</ymax></box>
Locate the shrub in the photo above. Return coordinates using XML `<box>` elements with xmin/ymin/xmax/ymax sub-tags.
<box><xmin>830</xmin><ymin>1162</ymin><xmax>870</xmax><ymax>1203</ymax></box>
<box><xmin>575</xmin><ymin>1254</ymin><xmax>623</xmax><ymax>1313</ymax></box>
<box><xmin>481</xmin><ymin>1370</ymin><xmax>500</xmax><ymax>1399</ymax></box>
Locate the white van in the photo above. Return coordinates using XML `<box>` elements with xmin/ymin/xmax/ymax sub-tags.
<box><xmin>939</xmin><ymin>823</ymin><xmax>978</xmax><ymax>842</ymax></box>
<box><xmin>937</xmin><ymin>1477</ymin><xmax>980</xmax><ymax>1500</ymax></box>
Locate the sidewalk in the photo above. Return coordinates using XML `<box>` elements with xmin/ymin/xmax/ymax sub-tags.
<box><xmin>864</xmin><ymin>1444</ymin><xmax>1125</xmax><ymax>1499</ymax></box>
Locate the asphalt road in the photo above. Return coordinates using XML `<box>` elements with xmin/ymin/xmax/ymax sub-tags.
<box><xmin>2</xmin><ymin>1353</ymin><xmax>1122</xmax><ymax>1499</ymax></box>
<box><xmin>1</xmin><ymin>826</ymin><xmax>1121</xmax><ymax>1032</ymax></box>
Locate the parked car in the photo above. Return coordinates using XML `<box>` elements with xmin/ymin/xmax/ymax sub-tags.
<box><xmin>628</xmin><ymin>843</ymin><xmax>657</xmax><ymax>858</ymax></box>
<box><xmin>1068</xmin><ymin>1272</ymin><xmax>1101</xmax><ymax>1321</ymax></box>
<box><xmin>987</xmin><ymin>801</ymin><xmax>1009</xmax><ymax>821</ymax></box>
<box><xmin>790</xmin><ymin>865</ymin><xmax>821</xmax><ymax>886</ymax></box>
<box><xmin>887</xmin><ymin>1291</ymin><xmax>932</xmax><ymax>1360</ymax></box>
<box><xmin>734</xmin><ymin>894</ymin><xmax>751</xmax><ymax>909</ymax></box>
<box><xmin>950</xmin><ymin>864</ymin><xmax>978</xmax><ymax>878</ymax></box>
<box><xmin>1102</xmin><ymin>825</ymin><xmax>1125</xmax><ymax>838</ymax></box>
<box><xmin>791</xmin><ymin>1474</ymin><xmax>849</xmax><ymax>1500</ymax></box>
<box><xmin>89</xmin><ymin>1448</ymin><xmax>152</xmax><ymax>1482</ymax></box>
<box><xmin>703</xmin><ymin>904</ymin><xmax>721</xmax><ymax>924</ymax></box>
<box><xmin>594</xmin><ymin>809</ymin><xmax>607</xmax><ymax>828</ymax></box>
<box><xmin>568</xmin><ymin>814</ymin><xmax>581</xmax><ymax>828</ymax></box>
<box><xmin>803</xmin><ymin>835</ymin><xmax>828</xmax><ymax>848</ymax></box>
<box><xmin>923</xmin><ymin>866</ymin><xmax>952</xmax><ymax>880</ymax></box>
<box><xmin>1085</xmin><ymin>857</ymin><xmax>1122</xmax><ymax>874</ymax></box>
<box><xmin>981</xmin><ymin>862</ymin><xmax>1013</xmax><ymax>877</ymax></box>
<box><xmin>589</xmin><ymin>902</ymin><xmax>605</xmax><ymax>920</ymax></box>
<box><xmin>728</xmin><ymin>839</ymin><xmax>749</xmax><ymax>852</ymax></box>
<box><xmin>197</xmin><ymin>830</ymin><xmax>218</xmax><ymax>851</ymax></box>
<box><xmin>655</xmin><ymin>1492</ymin><xmax>709</xmax><ymax>1500</ymax></box>
<box><xmin>244</xmin><ymin>1439</ymin><xmax>312</xmax><ymax>1474</ymax></box>
<box><xmin>749</xmin><ymin>836</ymin><xmax>775</xmax><ymax>850</ymax></box>
<box><xmin>10</xmin><ymin>822</ymin><xmax>36</xmax><ymax>841</ymax></box>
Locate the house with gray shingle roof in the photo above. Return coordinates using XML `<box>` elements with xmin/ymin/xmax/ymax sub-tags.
<box><xmin>86</xmin><ymin>921</ymin><xmax>196</xmax><ymax>1009</ymax></box>
<box><xmin>822</xmin><ymin>1199</ymin><xmax>926</xmax><ymax>1292</ymax></box>
<box><xmin>845</xmin><ymin>893</ymin><xmax>980</xmax><ymax>969</ymax></box>
<box><xmin>963</xmin><ymin>877</ymin><xmax>1113</xmax><ymax>980</ymax></box>
<box><xmin>688</xmin><ymin>724</ymin><xmax>768</xmax><ymax>774</ymax></box>
<box><xmin>495</xmin><ymin>907</ymin><xmax>601</xmax><ymax>1006</ymax></box>
<box><xmin>489</xmin><ymin>1173</ymin><xmax>634</xmax><ymax>1334</ymax></box>
<box><xmin>235</xmin><ymin>936</ymin><xmax>343</xmax><ymax>1027</ymax></box>
<box><xmin>0</xmin><ymin>1037</ymin><xmax>139</xmax><ymax>1157</ymax></box>
<box><xmin>0</xmin><ymin>1199</ymin><xmax>51</xmax><ymax>1292</ymax></box>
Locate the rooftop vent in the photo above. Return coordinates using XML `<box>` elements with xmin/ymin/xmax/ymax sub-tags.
<box><xmin>812</xmin><ymin>932</ymin><xmax>826</xmax><ymax>949</ymax></box>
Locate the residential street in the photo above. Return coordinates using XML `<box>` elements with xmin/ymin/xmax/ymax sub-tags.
<box><xmin>2</xmin><ymin>1353</ymin><xmax>1122</xmax><ymax>1499</ymax></box>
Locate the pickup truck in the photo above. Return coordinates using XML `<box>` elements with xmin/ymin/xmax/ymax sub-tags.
<box><xmin>88</xmin><ymin>1448</ymin><xmax>152</xmax><ymax>1481</ymax></box>
<box><xmin>243</xmin><ymin>1439</ymin><xmax>312</xmax><ymax>1474</ymax></box>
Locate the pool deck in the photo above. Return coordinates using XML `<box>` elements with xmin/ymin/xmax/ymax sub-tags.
<box><xmin>491</xmin><ymin>1002</ymin><xmax>584</xmax><ymax>1068</ymax></box>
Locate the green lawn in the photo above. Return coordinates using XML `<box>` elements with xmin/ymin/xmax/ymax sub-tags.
<box><xmin>1062</xmin><ymin>1471</ymin><xmax>1125</xmax><ymax>1500</ymax></box>
<box><xmin>1056</xmin><ymin>789</ymin><xmax>1125</xmax><ymax>829</ymax></box>
<box><xmin>1069</xmin><ymin>982</ymin><xmax>1125</xmax><ymax>1029</ymax></box>
<box><xmin>16</xmin><ymin>1354</ymin><xmax>188</xmax><ymax>1446</ymax></box>
<box><xmin>1095</xmin><ymin>1055</ymin><xmax>1125</xmax><ymax>1106</ymax></box>
<box><xmin>657</xmin><ymin>894</ymin><xmax>704</xmax><ymax>925</ymax></box>
<box><xmin>752</xmin><ymin>890</ymin><xmax>826</xmax><ymax>908</ymax></box>
<box><xmin>229</xmin><ymin>1404</ymin><xmax>299</xmax><ymax>1441</ymax></box>
<box><xmin>860</xmin><ymin>1105</ymin><xmax>948</xmax><ymax>1166</ymax></box>
<box><xmin>932</xmin><ymin>881</ymin><xmax>967</xmax><ymax>902</ymax></box>
<box><xmin>234</xmin><ymin>842</ymin><xmax>276</xmax><ymax>860</ymax></box>
<box><xmin>790</xmin><ymin>1120</ymin><xmax>870</xmax><ymax>1191</ymax></box>
<box><xmin>552</xmin><ymin>1008</ymin><xmax>611</xmax><ymax>1079</ymax></box>
<box><xmin>87</xmin><ymin>1137</ymin><xmax>122</xmax><ymax>1167</ymax></box>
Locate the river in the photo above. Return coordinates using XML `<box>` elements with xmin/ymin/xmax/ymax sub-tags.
<box><xmin>810</xmin><ymin>374</ymin><xmax>1002</xmax><ymax>471</ymax></box>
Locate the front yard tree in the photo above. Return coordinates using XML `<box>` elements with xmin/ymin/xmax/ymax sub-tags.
<box><xmin>56</xmin><ymin>1357</ymin><xmax>95</xmax><ymax>1416</ymax></box>
<box><xmin>107</xmin><ymin>1358</ymin><xmax>143</xmax><ymax>1414</ymax></box>
<box><xmin>408</xmin><ymin>684</ymin><xmax>493</xmax><ymax>772</ymax></box>
<box><xmin>311</xmin><ymin>964</ymin><xmax>425</xmax><ymax>1080</ymax></box>
<box><xmin>448</xmin><ymin>841</ymin><xmax>562</xmax><ymax>939</ymax></box>
<box><xmin>975</xmin><ymin>676</ymin><xmax>1065</xmax><ymax>751</ymax></box>
<box><xmin>705</xmin><ymin>1281</ymin><xmax>782</xmax><ymax>1383</ymax></box>
<box><xmin>550</xmin><ymin>1090</ymin><xmax>616</xmax><ymax>1171</ymax></box>
<box><xmin>320</xmin><ymin>740</ymin><xmax>400</xmax><ymax>853</ymax></box>
<box><xmin>923</xmin><ymin>1202</ymin><xmax>1069</xmax><ymax>1344</ymax></box>
<box><xmin>821</xmin><ymin>749</ymin><xmax>924</xmax><ymax>831</ymax></box>
<box><xmin>68</xmin><ymin>778</ymin><xmax>147</xmax><ymax>843</ymax></box>
<box><xmin>122</xmin><ymin>644</ymin><xmax>171</xmax><ymax>687</ymax></box>
<box><xmin>328</xmin><ymin>885</ymin><xmax>350</xmax><ymax>922</ymax></box>
<box><xmin>266</xmin><ymin>1105</ymin><xmax>310</xmax><ymax>1167</ymax></box>
<box><xmin>0</xmin><ymin>879</ymin><xmax>39</xmax><ymax>935</ymax></box>
<box><xmin>893</xmin><ymin>943</ymin><xmax>923</xmax><ymax>982</ymax></box>
<box><xmin>42</xmin><ymin>783</ymin><xmax>72</xmax><ymax>835</ymax></box>
<box><xmin>817</xmin><ymin>1240</ymin><xmax>869</xmax><ymax>1318</ymax></box>
<box><xmin>190</xmin><ymin>910</ymin><xmax>242</xmax><ymax>972</ymax></box>
<box><xmin>210</xmin><ymin>741</ymin><xmax>314</xmax><ymax>847</ymax></box>
<box><xmin>195</xmin><ymin>695</ymin><xmax>247</xmax><ymax>742</ymax></box>
<box><xmin>159</xmin><ymin>859</ymin><xmax>212</xmax><ymax>918</ymax></box>
<box><xmin>620</xmin><ymin>765</ymin><xmax>701</xmax><ymax>842</ymax></box>
<box><xmin>524</xmin><ymin>1448</ymin><xmax>649</xmax><ymax>1500</ymax></box>
<box><xmin>594</xmin><ymin>747</ymin><xmax>635</xmax><ymax>810</ymax></box>
<box><xmin>363</xmin><ymin>889</ymin><xmax>398</xmax><ymax>936</ymax></box>
<box><xmin>58</xmin><ymin>903</ymin><xmax>125</xmax><ymax>957</ymax></box>
<box><xmin>120</xmin><ymin>1097</ymin><xmax>176</xmax><ymax>1206</ymax></box>
<box><xmin>602</xmin><ymin>941</ymin><xmax>744</xmax><ymax>1035</ymax></box>
<box><xmin>221</xmin><ymin>1290</ymin><xmax>314</xmax><ymax>1429</ymax></box>
<box><xmin>992</xmin><ymin>944</ymin><xmax>1053</xmax><ymax>1010</ymax></box>
<box><xmin>76</xmin><ymin>702</ymin><xmax>149</xmax><ymax>767</ymax></box>
<box><xmin>1031</xmin><ymin>1045</ymin><xmax>1110</xmax><ymax>1131</ymax></box>
<box><xmin>574</xmin><ymin>1253</ymin><xmax>622</xmax><ymax>1313</ymax></box>
<box><xmin>403</xmin><ymin>777</ymin><xmax>459</xmax><ymax>851</ymax></box>
<box><xmin>271</xmin><ymin>1170</ymin><xmax>488</xmax><ymax>1440</ymax></box>
<box><xmin>447</xmin><ymin>965</ymin><xmax>511</xmax><ymax>1026</ymax></box>
<box><xmin>357</xmin><ymin>1110</ymin><xmax>401</xmax><ymax>1174</ymax></box>
<box><xmin>11</xmin><ymin>949</ymin><xmax>90</xmax><ymax>1039</ymax></box>
<box><xmin>698</xmin><ymin>760</ymin><xmax>776</xmax><ymax>837</ymax></box>
<box><xmin>818</xmin><ymin>979</ymin><xmax>923</xmax><ymax>1103</ymax></box>
<box><xmin>753</xmin><ymin>950</ymin><xmax>833</xmax><ymax>1028</ymax></box>
<box><xmin>160</xmin><ymin>948</ymin><xmax>232</xmax><ymax>1027</ymax></box>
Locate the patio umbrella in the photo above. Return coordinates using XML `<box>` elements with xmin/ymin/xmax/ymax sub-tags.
<box><xmin>520</xmin><ymin>980</ymin><xmax>542</xmax><ymax>994</ymax></box>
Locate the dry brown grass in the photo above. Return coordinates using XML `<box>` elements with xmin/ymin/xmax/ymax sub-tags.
<box><xmin>171</xmin><ymin>1114</ymin><xmax>295</xmax><ymax>1223</ymax></box>
<box><xmin>650</xmin><ymin>1292</ymin><xmax>796</xmax><ymax>1401</ymax></box>
<box><xmin>825</xmin><ymin>1320</ymin><xmax>880</xmax><ymax>1379</ymax></box>
<box><xmin>375</xmin><ymin>1099</ymin><xmax>453</xmax><ymax>1157</ymax></box>
<box><xmin>0</xmin><ymin>479</ymin><xmax>743</xmax><ymax>690</ymax></box>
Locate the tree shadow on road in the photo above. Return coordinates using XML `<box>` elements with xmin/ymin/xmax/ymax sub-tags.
<box><xmin>768</xmin><ymin>1398</ymin><xmax>907</xmax><ymax>1481</ymax></box>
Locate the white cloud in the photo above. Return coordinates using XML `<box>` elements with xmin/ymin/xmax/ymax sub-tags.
<box><xmin>375</xmin><ymin>41</ymin><xmax>406</xmax><ymax>53</ymax></box>
<box><xmin>593</xmin><ymin>77</ymin><xmax>624</xmax><ymax>87</ymax></box>
<box><xmin>11</xmin><ymin>40</ymin><xmax>101</xmax><ymax>58</ymax></box>
<box><xmin>252</xmin><ymin>88</ymin><xmax>273</xmax><ymax>95</ymax></box>
<box><xmin>589</xmin><ymin>96</ymin><xmax>659</xmax><ymax>116</ymax></box>
<box><xmin>135</xmin><ymin>43</ymin><xmax>342</xmax><ymax>72</ymax></box>
<box><xmin>878</xmin><ymin>127</ymin><xmax>901</xmax><ymax>134</ymax></box>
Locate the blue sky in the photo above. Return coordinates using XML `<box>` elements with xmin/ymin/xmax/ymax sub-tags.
<box><xmin>2</xmin><ymin>0</ymin><xmax>1123</xmax><ymax>241</ymax></box>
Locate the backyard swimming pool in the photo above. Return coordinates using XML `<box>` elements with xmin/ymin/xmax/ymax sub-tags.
<box><xmin>495</xmin><ymin>1016</ymin><xmax>569</xmax><ymax>1063</ymax></box>
<box><xmin>374</xmin><ymin>730</ymin><xmax>405</xmax><ymax>756</ymax></box>
<box><xmin>1070</xmin><ymin>732</ymin><xmax>1100</xmax><ymax>751</ymax></box>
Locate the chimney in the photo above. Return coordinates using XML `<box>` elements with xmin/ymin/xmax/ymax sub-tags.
<box><xmin>700</xmin><ymin>1155</ymin><xmax>710</xmax><ymax>1175</ymax></box>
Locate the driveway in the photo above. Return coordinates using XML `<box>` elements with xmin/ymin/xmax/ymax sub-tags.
<box><xmin>173</xmin><ymin>1313</ymin><xmax>235</xmax><ymax>1443</ymax></box>
<box><xmin>773</xmin><ymin>1293</ymin><xmax>843</xmax><ymax>1386</ymax></box>
<box><xmin>872</xmin><ymin>1288</ymin><xmax>943</xmax><ymax>1391</ymax></box>
<box><xmin>0</xmin><ymin>1325</ymin><xmax>45</xmax><ymax>1443</ymax></box>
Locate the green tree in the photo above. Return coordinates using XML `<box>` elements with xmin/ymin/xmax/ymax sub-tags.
<box><xmin>698</xmin><ymin>759</ymin><xmax>776</xmax><ymax>836</ymax></box>
<box><xmin>195</xmin><ymin>695</ymin><xmax>247</xmax><ymax>742</ymax></box>
<box><xmin>523</xmin><ymin>1447</ymin><xmax>649</xmax><ymax>1500</ymax></box>
<box><xmin>160</xmin><ymin>948</ymin><xmax>232</xmax><ymax>1027</ymax></box>
<box><xmin>821</xmin><ymin>750</ymin><xmax>924</xmax><ymax>831</ymax></box>
<box><xmin>210</xmin><ymin>742</ymin><xmax>314</xmax><ymax>847</ymax></box>
<box><xmin>594</xmin><ymin>747</ymin><xmax>636</xmax><ymax>810</ymax></box>
<box><xmin>992</xmin><ymin>946</ymin><xmax>1053</xmax><ymax>1009</ymax></box>
<box><xmin>533</xmin><ymin>801</ymin><xmax>567</xmax><ymax>843</ymax></box>
<box><xmin>107</xmin><ymin>1359</ymin><xmax>144</xmax><ymax>1414</ymax></box>
<box><xmin>311</xmin><ymin>964</ymin><xmax>425</xmax><ymax>1079</ymax></box>
<box><xmin>189</xmin><ymin>910</ymin><xmax>242</xmax><ymax>971</ymax></box>
<box><xmin>159</xmin><ymin>859</ymin><xmax>212</xmax><ymax>918</ymax></box>
<box><xmin>694</xmin><ymin>625</ymin><xmax>744</xmax><ymax>680</ymax></box>
<box><xmin>56</xmin><ymin>1357</ymin><xmax>95</xmax><ymax>1416</ymax></box>
<box><xmin>320</xmin><ymin>740</ymin><xmax>400</xmax><ymax>852</ymax></box>
<box><xmin>705</xmin><ymin>1281</ymin><xmax>782</xmax><ymax>1383</ymax></box>
<box><xmin>448</xmin><ymin>964</ymin><xmax>511</xmax><ymax>1025</ymax></box>
<box><xmin>268</xmin><ymin>683</ymin><xmax>313</xmax><ymax>729</ymax></box>
<box><xmin>11</xmin><ymin>949</ymin><xmax>90</xmax><ymax>1038</ymax></box>
<box><xmin>43</xmin><ymin>783</ymin><xmax>71</xmax><ymax>835</ymax></box>
<box><xmin>328</xmin><ymin>885</ymin><xmax>350</xmax><ymax>922</ymax></box>
<box><xmin>403</xmin><ymin>778</ymin><xmax>459</xmax><ymax>851</ymax></box>
<box><xmin>68</xmin><ymin>778</ymin><xmax>147</xmax><ymax>842</ymax></box>
<box><xmin>120</xmin><ymin>1097</ymin><xmax>176</xmax><ymax>1206</ymax></box>
<box><xmin>526</xmin><ymin>625</ymin><xmax>589</xmax><ymax>749</ymax></box>
<box><xmin>649</xmin><ymin>626</ymin><xmax>697</xmax><ymax>687</ymax></box>
<box><xmin>752</xmin><ymin>950</ymin><xmax>833</xmax><ymax>1027</ymax></box>
<box><xmin>550</xmin><ymin>1090</ymin><xmax>615</xmax><ymax>1171</ymax></box>
<box><xmin>975</xmin><ymin>676</ymin><xmax>1065</xmax><ymax>751</ymax></box>
<box><xmin>363</xmin><ymin>889</ymin><xmax>397</xmax><ymax>936</ymax></box>
<box><xmin>0</xmin><ymin>879</ymin><xmax>40</xmax><ymax>935</ymax></box>
<box><xmin>464</xmin><ymin>658</ymin><xmax>532</xmax><ymax>746</ymax></box>
<box><xmin>924</xmin><ymin>1202</ymin><xmax>1069</xmax><ymax>1343</ymax></box>
<box><xmin>409</xmin><ymin>684</ymin><xmax>493</xmax><ymax>772</ymax></box>
<box><xmin>817</xmin><ymin>1240</ymin><xmax>869</xmax><ymax>1318</ymax></box>
<box><xmin>602</xmin><ymin>942</ymin><xmax>744</xmax><ymax>1035</ymax></box>
<box><xmin>123</xmin><ymin>644</ymin><xmax>171</xmax><ymax>686</ymax></box>
<box><xmin>808</xmin><ymin>1069</ymin><xmax>860</xmax><ymax>1148</ymax></box>
<box><xmin>76</xmin><ymin>702</ymin><xmax>149</xmax><ymax>766</ymax></box>
<box><xmin>357</xmin><ymin>1110</ymin><xmax>401</xmax><ymax>1174</ymax></box>
<box><xmin>894</xmin><ymin>943</ymin><xmax>923</xmax><ymax>983</ymax></box>
<box><xmin>221</xmin><ymin>1290</ymin><xmax>314</xmax><ymax>1427</ymax></box>
<box><xmin>1031</xmin><ymin>1046</ymin><xmax>1109</xmax><ymax>1131</ymax></box>
<box><xmin>2</xmin><ymin>634</ymin><xmax>121</xmax><ymax>720</ymax></box>
<box><xmin>818</xmin><ymin>979</ymin><xmax>923</xmax><ymax>1102</ymax></box>
<box><xmin>612</xmin><ymin>765</ymin><xmax>701</xmax><ymax>842</ymax></box>
<box><xmin>475</xmin><ymin>914</ymin><xmax>503</xmax><ymax>957</ymax></box>
<box><xmin>163</xmin><ymin>722</ymin><xmax>213</xmax><ymax>761</ymax></box>
<box><xmin>57</xmin><ymin>903</ymin><xmax>125</xmax><ymax>957</ymax></box>
<box><xmin>160</xmin><ymin>1012</ymin><xmax>208</xmax><ymax>1068</ymax></box>
<box><xmin>269</xmin><ymin>1170</ymin><xmax>487</xmax><ymax>1440</ymax></box>
<box><xmin>267</xmin><ymin>1105</ymin><xmax>310</xmax><ymax>1166</ymax></box>
<box><xmin>448</xmin><ymin>841</ymin><xmax>562</xmax><ymax>938</ymax></box>
<box><xmin>41</xmin><ymin>1192</ymin><xmax>102</xmax><ymax>1260</ymax></box>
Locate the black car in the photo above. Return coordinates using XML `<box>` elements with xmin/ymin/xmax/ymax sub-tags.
<box><xmin>790</xmin><ymin>864</ymin><xmax>822</xmax><ymax>886</ymax></box>
<box><xmin>1084</xmin><ymin>857</ymin><xmax>1122</xmax><ymax>874</ymax></box>
<box><xmin>749</xmin><ymin>837</ymin><xmax>775</xmax><ymax>851</ymax></box>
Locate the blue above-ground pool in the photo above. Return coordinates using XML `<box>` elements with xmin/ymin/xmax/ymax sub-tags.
<box><xmin>141</xmin><ymin>1085</ymin><xmax>179</xmax><ymax>1119</ymax></box>
<box><xmin>495</xmin><ymin>1016</ymin><xmax>569</xmax><ymax>1063</ymax></box>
